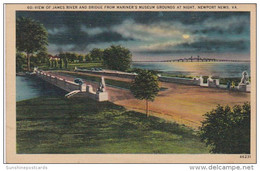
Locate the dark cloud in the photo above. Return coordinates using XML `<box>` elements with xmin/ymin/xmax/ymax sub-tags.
<box><xmin>192</xmin><ymin>22</ymin><xmax>248</xmax><ymax>35</ymax></box>
<box><xmin>89</xmin><ymin>32</ymin><xmax>133</xmax><ymax>43</ymax></box>
<box><xmin>176</xmin><ymin>39</ymin><xmax>249</xmax><ymax>53</ymax></box>
<box><xmin>137</xmin><ymin>39</ymin><xmax>249</xmax><ymax>54</ymax></box>
<box><xmin>16</xmin><ymin>11</ymin><xmax>250</xmax><ymax>30</ymax></box>
<box><xmin>17</xmin><ymin>11</ymin><xmax>130</xmax><ymax>29</ymax></box>
<box><xmin>130</xmin><ymin>11</ymin><xmax>249</xmax><ymax>25</ymax></box>
<box><xmin>48</xmin><ymin>30</ymin><xmax>130</xmax><ymax>45</ymax></box>
<box><xmin>16</xmin><ymin>11</ymin><xmax>250</xmax><ymax>59</ymax></box>
<box><xmin>136</xmin><ymin>50</ymin><xmax>192</xmax><ymax>55</ymax></box>
<box><xmin>48</xmin><ymin>31</ymin><xmax>87</xmax><ymax>45</ymax></box>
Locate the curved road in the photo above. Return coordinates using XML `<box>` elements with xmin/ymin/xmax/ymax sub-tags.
<box><xmin>46</xmin><ymin>70</ymin><xmax>250</xmax><ymax>128</ymax></box>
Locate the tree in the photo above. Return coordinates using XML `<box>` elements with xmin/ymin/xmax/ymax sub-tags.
<box><xmin>30</xmin><ymin>54</ymin><xmax>39</xmax><ymax>68</ymax></box>
<box><xmin>90</xmin><ymin>48</ymin><xmax>103</xmax><ymax>62</ymax></box>
<box><xmin>16</xmin><ymin>17</ymin><xmax>48</xmax><ymax>71</ymax></box>
<box><xmin>103</xmin><ymin>45</ymin><xmax>132</xmax><ymax>71</ymax></box>
<box><xmin>78</xmin><ymin>54</ymin><xmax>84</xmax><ymax>62</ymax></box>
<box><xmin>200</xmin><ymin>102</ymin><xmax>250</xmax><ymax>154</ymax></box>
<box><xmin>66</xmin><ymin>52</ymin><xmax>78</xmax><ymax>63</ymax></box>
<box><xmin>59</xmin><ymin>59</ymin><xmax>63</xmax><ymax>69</ymax></box>
<box><xmin>58</xmin><ymin>52</ymin><xmax>67</xmax><ymax>69</ymax></box>
<box><xmin>64</xmin><ymin>58</ymin><xmax>68</xmax><ymax>69</ymax></box>
<box><xmin>16</xmin><ymin>52</ymin><xmax>26</xmax><ymax>72</ymax></box>
<box><xmin>47</xmin><ymin>59</ymin><xmax>51</xmax><ymax>67</ymax></box>
<box><xmin>51</xmin><ymin>60</ymin><xmax>54</xmax><ymax>68</ymax></box>
<box><xmin>130</xmin><ymin>70</ymin><xmax>160</xmax><ymax>116</ymax></box>
<box><xmin>54</xmin><ymin>59</ymin><xmax>57</xmax><ymax>68</ymax></box>
<box><xmin>85</xmin><ymin>54</ymin><xmax>92</xmax><ymax>62</ymax></box>
<box><xmin>30</xmin><ymin>50</ymin><xmax>48</xmax><ymax>68</ymax></box>
<box><xmin>36</xmin><ymin>50</ymin><xmax>48</xmax><ymax>64</ymax></box>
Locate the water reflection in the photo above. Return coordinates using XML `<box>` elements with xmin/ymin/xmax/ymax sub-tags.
<box><xmin>132</xmin><ymin>62</ymin><xmax>250</xmax><ymax>78</ymax></box>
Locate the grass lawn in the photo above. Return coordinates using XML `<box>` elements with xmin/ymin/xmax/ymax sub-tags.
<box><xmin>67</xmin><ymin>62</ymin><xmax>104</xmax><ymax>70</ymax></box>
<box><xmin>38</xmin><ymin>62</ymin><xmax>104</xmax><ymax>71</ymax></box>
<box><xmin>17</xmin><ymin>96</ymin><xmax>209</xmax><ymax>154</ymax></box>
<box><xmin>60</xmin><ymin>71</ymin><xmax>131</xmax><ymax>89</ymax></box>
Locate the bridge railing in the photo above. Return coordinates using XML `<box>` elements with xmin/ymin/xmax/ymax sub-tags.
<box><xmin>36</xmin><ymin>71</ymin><xmax>109</xmax><ymax>101</ymax></box>
<box><xmin>37</xmin><ymin>71</ymin><xmax>84</xmax><ymax>92</ymax></box>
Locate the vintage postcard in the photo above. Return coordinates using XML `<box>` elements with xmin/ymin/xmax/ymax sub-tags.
<box><xmin>4</xmin><ymin>3</ymin><xmax>256</xmax><ymax>163</ymax></box>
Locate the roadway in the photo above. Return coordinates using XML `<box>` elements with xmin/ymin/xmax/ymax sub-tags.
<box><xmin>46</xmin><ymin>70</ymin><xmax>250</xmax><ymax>129</ymax></box>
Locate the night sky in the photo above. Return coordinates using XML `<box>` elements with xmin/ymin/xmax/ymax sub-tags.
<box><xmin>16</xmin><ymin>11</ymin><xmax>250</xmax><ymax>60</ymax></box>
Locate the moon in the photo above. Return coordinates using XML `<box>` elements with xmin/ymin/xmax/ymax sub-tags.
<box><xmin>182</xmin><ymin>34</ymin><xmax>190</xmax><ymax>39</ymax></box>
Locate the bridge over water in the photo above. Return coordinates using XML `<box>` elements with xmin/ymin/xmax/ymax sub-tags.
<box><xmin>133</xmin><ymin>56</ymin><xmax>250</xmax><ymax>63</ymax></box>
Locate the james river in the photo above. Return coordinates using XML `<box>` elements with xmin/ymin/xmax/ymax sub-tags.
<box><xmin>132</xmin><ymin>62</ymin><xmax>250</xmax><ymax>78</ymax></box>
<box><xmin>16</xmin><ymin>76</ymin><xmax>66</xmax><ymax>102</ymax></box>
<box><xmin>17</xmin><ymin>62</ymin><xmax>250</xmax><ymax>102</ymax></box>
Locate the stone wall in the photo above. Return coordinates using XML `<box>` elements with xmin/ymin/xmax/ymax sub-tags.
<box><xmin>158</xmin><ymin>76</ymin><xmax>201</xmax><ymax>85</ymax></box>
<box><xmin>74</xmin><ymin>68</ymin><xmax>254</xmax><ymax>92</ymax></box>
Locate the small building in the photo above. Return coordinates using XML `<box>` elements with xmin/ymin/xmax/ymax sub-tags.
<box><xmin>48</xmin><ymin>54</ymin><xmax>60</xmax><ymax>61</ymax></box>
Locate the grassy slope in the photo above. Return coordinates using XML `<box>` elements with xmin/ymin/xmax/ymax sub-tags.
<box><xmin>17</xmin><ymin>96</ymin><xmax>209</xmax><ymax>154</ymax></box>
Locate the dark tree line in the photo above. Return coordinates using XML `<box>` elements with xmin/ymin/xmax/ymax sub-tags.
<box><xmin>16</xmin><ymin>17</ymin><xmax>133</xmax><ymax>72</ymax></box>
<box><xmin>57</xmin><ymin>45</ymin><xmax>132</xmax><ymax>71</ymax></box>
<box><xmin>57</xmin><ymin>48</ymin><xmax>104</xmax><ymax>64</ymax></box>
<box><xmin>16</xmin><ymin>17</ymin><xmax>48</xmax><ymax>71</ymax></box>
